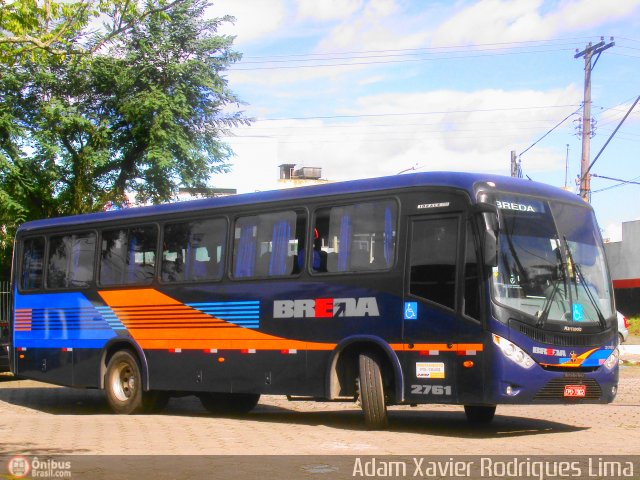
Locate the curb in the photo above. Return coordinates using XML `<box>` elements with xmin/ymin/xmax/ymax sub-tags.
<box><xmin>619</xmin><ymin>344</ymin><xmax>640</xmax><ymax>365</ymax></box>
<box><xmin>619</xmin><ymin>344</ymin><xmax>640</xmax><ymax>355</ymax></box>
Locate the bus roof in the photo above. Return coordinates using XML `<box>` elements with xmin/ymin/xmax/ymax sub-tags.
<box><xmin>16</xmin><ymin>171</ymin><xmax>585</xmax><ymax>234</ymax></box>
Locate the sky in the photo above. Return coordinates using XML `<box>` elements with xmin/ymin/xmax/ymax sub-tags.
<box><xmin>206</xmin><ymin>0</ymin><xmax>640</xmax><ymax>242</ymax></box>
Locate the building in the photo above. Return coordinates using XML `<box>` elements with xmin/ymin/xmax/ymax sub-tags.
<box><xmin>604</xmin><ymin>220</ymin><xmax>640</xmax><ymax>316</ymax></box>
<box><xmin>278</xmin><ymin>164</ymin><xmax>329</xmax><ymax>188</ymax></box>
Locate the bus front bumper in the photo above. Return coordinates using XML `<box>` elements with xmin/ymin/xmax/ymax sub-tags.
<box><xmin>488</xmin><ymin>355</ymin><xmax>619</xmax><ymax>405</ymax></box>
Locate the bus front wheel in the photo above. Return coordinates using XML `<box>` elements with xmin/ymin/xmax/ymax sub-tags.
<box><xmin>358</xmin><ymin>352</ymin><xmax>388</xmax><ymax>430</ymax></box>
<box><xmin>464</xmin><ymin>405</ymin><xmax>496</xmax><ymax>424</ymax></box>
<box><xmin>105</xmin><ymin>350</ymin><xmax>145</xmax><ymax>414</ymax></box>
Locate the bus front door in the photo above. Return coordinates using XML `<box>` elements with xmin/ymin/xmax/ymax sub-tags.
<box><xmin>403</xmin><ymin>214</ymin><xmax>463</xmax><ymax>404</ymax></box>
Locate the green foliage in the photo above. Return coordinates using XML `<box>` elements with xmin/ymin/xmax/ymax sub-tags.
<box><xmin>0</xmin><ymin>0</ymin><xmax>249</xmax><ymax>279</ymax></box>
<box><xmin>628</xmin><ymin>317</ymin><xmax>640</xmax><ymax>337</ymax></box>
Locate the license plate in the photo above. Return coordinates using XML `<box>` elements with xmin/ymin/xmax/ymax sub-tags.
<box><xmin>564</xmin><ymin>385</ymin><xmax>586</xmax><ymax>397</ymax></box>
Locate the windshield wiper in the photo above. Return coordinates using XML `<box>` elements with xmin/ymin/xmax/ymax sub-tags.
<box><xmin>536</xmin><ymin>243</ymin><xmax>568</xmax><ymax>328</ymax></box>
<box><xmin>562</xmin><ymin>235</ymin><xmax>606</xmax><ymax>329</ymax></box>
<box><xmin>536</xmin><ymin>277</ymin><xmax>562</xmax><ymax>328</ymax></box>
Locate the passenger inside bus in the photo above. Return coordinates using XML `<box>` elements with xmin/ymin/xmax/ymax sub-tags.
<box><xmin>297</xmin><ymin>229</ymin><xmax>327</xmax><ymax>272</ymax></box>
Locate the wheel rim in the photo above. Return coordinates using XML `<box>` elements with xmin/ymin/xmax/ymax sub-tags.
<box><xmin>111</xmin><ymin>361</ymin><xmax>136</xmax><ymax>402</ymax></box>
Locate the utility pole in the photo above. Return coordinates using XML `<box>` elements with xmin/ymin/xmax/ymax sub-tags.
<box><xmin>575</xmin><ymin>37</ymin><xmax>614</xmax><ymax>201</ymax></box>
<box><xmin>509</xmin><ymin>150</ymin><xmax>522</xmax><ymax>178</ymax></box>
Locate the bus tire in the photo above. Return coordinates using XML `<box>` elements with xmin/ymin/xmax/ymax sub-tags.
<box><xmin>104</xmin><ymin>350</ymin><xmax>145</xmax><ymax>414</ymax></box>
<box><xmin>464</xmin><ymin>405</ymin><xmax>496</xmax><ymax>424</ymax></box>
<box><xmin>358</xmin><ymin>352</ymin><xmax>388</xmax><ymax>430</ymax></box>
<box><xmin>198</xmin><ymin>392</ymin><xmax>260</xmax><ymax>415</ymax></box>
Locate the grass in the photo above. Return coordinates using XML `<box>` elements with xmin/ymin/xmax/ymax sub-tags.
<box><xmin>628</xmin><ymin>317</ymin><xmax>640</xmax><ymax>337</ymax></box>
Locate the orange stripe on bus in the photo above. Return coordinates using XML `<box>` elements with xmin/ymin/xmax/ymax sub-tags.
<box><xmin>98</xmin><ymin>289</ymin><xmax>182</xmax><ymax>307</ymax></box>
<box><xmin>138</xmin><ymin>339</ymin><xmax>337</xmax><ymax>351</ymax></box>
<box><xmin>98</xmin><ymin>289</ymin><xmax>485</xmax><ymax>355</ymax></box>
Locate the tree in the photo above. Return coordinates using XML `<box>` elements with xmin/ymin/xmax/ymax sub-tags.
<box><xmin>0</xmin><ymin>0</ymin><xmax>185</xmax><ymax>64</ymax></box>
<box><xmin>0</xmin><ymin>0</ymin><xmax>249</xmax><ymax>278</ymax></box>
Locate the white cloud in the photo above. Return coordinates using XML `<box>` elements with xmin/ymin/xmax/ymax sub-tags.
<box><xmin>357</xmin><ymin>75</ymin><xmax>387</xmax><ymax>86</ymax></box>
<box><xmin>597</xmin><ymin>100</ymin><xmax>640</xmax><ymax>128</ymax></box>
<box><xmin>296</xmin><ymin>0</ymin><xmax>364</xmax><ymax>21</ymax></box>
<box><xmin>217</xmin><ymin>86</ymin><xmax>581</xmax><ymax>193</ymax></box>
<box><xmin>315</xmin><ymin>0</ymin><xmax>429</xmax><ymax>53</ymax></box>
<box><xmin>213</xmin><ymin>134</ymin><xmax>282</xmax><ymax>193</ymax></box>
<box><xmin>228</xmin><ymin>62</ymin><xmax>370</xmax><ymax>87</ymax></box>
<box><xmin>209</xmin><ymin>0</ymin><xmax>288</xmax><ymax>45</ymax></box>
<box><xmin>431</xmin><ymin>0</ymin><xmax>640</xmax><ymax>46</ymax></box>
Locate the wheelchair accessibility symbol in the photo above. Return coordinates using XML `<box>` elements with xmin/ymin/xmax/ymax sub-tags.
<box><xmin>404</xmin><ymin>302</ymin><xmax>418</xmax><ymax>320</ymax></box>
<box><xmin>572</xmin><ymin>303</ymin><xmax>584</xmax><ymax>322</ymax></box>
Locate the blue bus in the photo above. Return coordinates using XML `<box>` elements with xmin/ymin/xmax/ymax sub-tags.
<box><xmin>10</xmin><ymin>172</ymin><xmax>619</xmax><ymax>428</ymax></box>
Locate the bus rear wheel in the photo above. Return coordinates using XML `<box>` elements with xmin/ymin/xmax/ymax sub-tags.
<box><xmin>105</xmin><ymin>350</ymin><xmax>145</xmax><ymax>414</ymax></box>
<box><xmin>464</xmin><ymin>405</ymin><xmax>496</xmax><ymax>424</ymax></box>
<box><xmin>358</xmin><ymin>352</ymin><xmax>388</xmax><ymax>430</ymax></box>
<box><xmin>198</xmin><ymin>392</ymin><xmax>260</xmax><ymax>415</ymax></box>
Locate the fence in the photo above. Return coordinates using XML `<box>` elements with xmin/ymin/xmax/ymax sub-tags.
<box><xmin>0</xmin><ymin>281</ymin><xmax>11</xmax><ymax>324</ymax></box>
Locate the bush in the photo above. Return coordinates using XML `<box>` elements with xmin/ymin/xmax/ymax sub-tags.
<box><xmin>628</xmin><ymin>317</ymin><xmax>640</xmax><ymax>337</ymax></box>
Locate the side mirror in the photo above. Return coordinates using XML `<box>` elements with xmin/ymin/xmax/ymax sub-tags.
<box><xmin>472</xmin><ymin>202</ymin><xmax>499</xmax><ymax>267</ymax></box>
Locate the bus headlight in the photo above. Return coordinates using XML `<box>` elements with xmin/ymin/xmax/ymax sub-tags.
<box><xmin>493</xmin><ymin>334</ymin><xmax>535</xmax><ymax>369</ymax></box>
<box><xmin>604</xmin><ymin>348</ymin><xmax>619</xmax><ymax>370</ymax></box>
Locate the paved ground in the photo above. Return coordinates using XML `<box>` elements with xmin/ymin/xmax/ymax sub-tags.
<box><xmin>0</xmin><ymin>366</ymin><xmax>638</xmax><ymax>457</ymax></box>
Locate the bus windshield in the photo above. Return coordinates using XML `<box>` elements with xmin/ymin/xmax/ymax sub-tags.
<box><xmin>492</xmin><ymin>195</ymin><xmax>614</xmax><ymax>327</ymax></box>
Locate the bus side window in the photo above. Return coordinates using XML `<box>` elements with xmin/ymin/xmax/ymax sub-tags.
<box><xmin>409</xmin><ymin>217</ymin><xmax>458</xmax><ymax>310</ymax></box>
<box><xmin>100</xmin><ymin>226</ymin><xmax>156</xmax><ymax>286</ymax></box>
<box><xmin>127</xmin><ymin>227</ymin><xmax>157</xmax><ymax>284</ymax></box>
<box><xmin>20</xmin><ymin>237</ymin><xmax>45</xmax><ymax>290</ymax></box>
<box><xmin>234</xmin><ymin>219</ymin><xmax>258</xmax><ymax>278</ymax></box>
<box><xmin>233</xmin><ymin>211</ymin><xmax>304</xmax><ymax>279</ymax></box>
<box><xmin>314</xmin><ymin>200</ymin><xmax>397</xmax><ymax>274</ymax></box>
<box><xmin>100</xmin><ymin>230</ymin><xmax>127</xmax><ymax>285</ymax></box>
<box><xmin>161</xmin><ymin>218</ymin><xmax>226</xmax><ymax>283</ymax></box>
<box><xmin>47</xmin><ymin>233</ymin><xmax>96</xmax><ymax>289</ymax></box>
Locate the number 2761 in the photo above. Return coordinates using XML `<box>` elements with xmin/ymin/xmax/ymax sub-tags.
<box><xmin>411</xmin><ymin>385</ymin><xmax>452</xmax><ymax>395</ymax></box>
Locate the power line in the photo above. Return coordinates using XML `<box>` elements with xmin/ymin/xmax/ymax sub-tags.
<box><xmin>241</xmin><ymin>36</ymin><xmax>594</xmax><ymax>60</ymax></box>
<box><xmin>232</xmin><ymin>47</ymin><xmax>575</xmax><ymax>70</ymax></box>
<box><xmin>239</xmin><ymin>43</ymin><xmax>581</xmax><ymax>64</ymax></box>
<box><xmin>610</xmin><ymin>52</ymin><xmax>640</xmax><ymax>59</ymax></box>
<box><xmin>616</xmin><ymin>36</ymin><xmax>640</xmax><ymax>44</ymax></box>
<box><xmin>233</xmin><ymin>36</ymin><xmax>640</xmax><ymax>70</ymax></box>
<box><xmin>591</xmin><ymin>174</ymin><xmax>640</xmax><ymax>194</ymax></box>
<box><xmin>231</xmin><ymin>125</ymin><xmax>572</xmax><ymax>140</ymax></box>
<box><xmin>618</xmin><ymin>45</ymin><xmax>640</xmax><ymax>52</ymax></box>
<box><xmin>255</xmin><ymin>104</ymin><xmax>580</xmax><ymax>122</ymax></box>
<box><xmin>224</xmin><ymin>131</ymin><xmax>568</xmax><ymax>145</ymax></box>
<box><xmin>237</xmin><ymin>117</ymin><xmax>569</xmax><ymax>132</ymax></box>
<box><xmin>594</xmin><ymin>95</ymin><xmax>640</xmax><ymax>115</ymax></box>
<box><xmin>518</xmin><ymin>107</ymin><xmax>581</xmax><ymax>158</ymax></box>
<box><xmin>592</xmin><ymin>174</ymin><xmax>640</xmax><ymax>185</ymax></box>
<box><xmin>579</xmin><ymin>94</ymin><xmax>640</xmax><ymax>185</ymax></box>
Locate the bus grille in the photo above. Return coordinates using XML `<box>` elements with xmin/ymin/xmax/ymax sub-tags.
<box><xmin>512</xmin><ymin>321</ymin><xmax>610</xmax><ymax>347</ymax></box>
<box><xmin>534</xmin><ymin>378</ymin><xmax>602</xmax><ymax>400</ymax></box>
